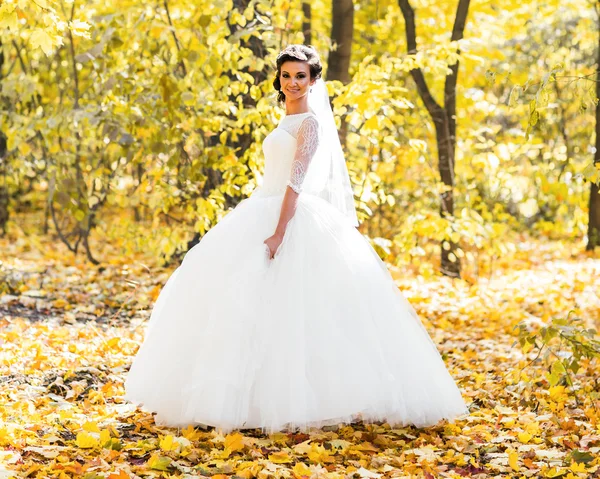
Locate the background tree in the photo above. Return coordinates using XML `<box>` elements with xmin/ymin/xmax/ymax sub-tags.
<box><xmin>397</xmin><ymin>0</ymin><xmax>471</xmax><ymax>278</ymax></box>
<box><xmin>588</xmin><ymin>0</ymin><xmax>600</xmax><ymax>250</ymax></box>
<box><xmin>0</xmin><ymin>0</ymin><xmax>596</xmax><ymax>276</ymax></box>
<box><xmin>327</xmin><ymin>0</ymin><xmax>354</xmax><ymax>149</ymax></box>
<box><xmin>302</xmin><ymin>1</ymin><xmax>312</xmax><ymax>45</ymax></box>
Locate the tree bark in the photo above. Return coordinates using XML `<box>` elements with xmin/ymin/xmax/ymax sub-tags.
<box><xmin>328</xmin><ymin>0</ymin><xmax>354</xmax><ymax>84</ymax></box>
<box><xmin>0</xmin><ymin>132</ymin><xmax>7</xmax><ymax>236</ymax></box>
<box><xmin>0</xmin><ymin>39</ymin><xmax>7</xmax><ymax>235</ymax></box>
<box><xmin>327</xmin><ymin>0</ymin><xmax>354</xmax><ymax>148</ymax></box>
<box><xmin>302</xmin><ymin>1</ymin><xmax>312</xmax><ymax>45</ymax></box>
<box><xmin>398</xmin><ymin>0</ymin><xmax>470</xmax><ymax>278</ymax></box>
<box><xmin>587</xmin><ymin>9</ymin><xmax>600</xmax><ymax>250</ymax></box>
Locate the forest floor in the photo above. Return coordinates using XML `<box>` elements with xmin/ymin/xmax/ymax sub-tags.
<box><xmin>0</xmin><ymin>230</ymin><xmax>599</xmax><ymax>479</ymax></box>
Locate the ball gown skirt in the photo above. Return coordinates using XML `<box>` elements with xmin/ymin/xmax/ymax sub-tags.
<box><xmin>123</xmin><ymin>112</ymin><xmax>469</xmax><ymax>434</ymax></box>
<box><xmin>123</xmin><ymin>190</ymin><xmax>469</xmax><ymax>434</ymax></box>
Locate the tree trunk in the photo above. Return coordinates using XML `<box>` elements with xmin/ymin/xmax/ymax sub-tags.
<box><xmin>223</xmin><ymin>0</ymin><xmax>268</xmax><ymax>209</ymax></box>
<box><xmin>398</xmin><ymin>0</ymin><xmax>470</xmax><ymax>278</ymax></box>
<box><xmin>180</xmin><ymin>1</ymin><xmax>270</xmax><ymax>258</ymax></box>
<box><xmin>302</xmin><ymin>2</ymin><xmax>312</xmax><ymax>45</ymax></box>
<box><xmin>0</xmin><ymin>39</ymin><xmax>7</xmax><ymax>235</ymax></box>
<box><xmin>328</xmin><ymin>0</ymin><xmax>354</xmax><ymax>84</ymax></box>
<box><xmin>0</xmin><ymin>132</ymin><xmax>7</xmax><ymax>236</ymax></box>
<box><xmin>328</xmin><ymin>0</ymin><xmax>354</xmax><ymax>148</ymax></box>
<box><xmin>587</xmin><ymin>12</ymin><xmax>600</xmax><ymax>250</ymax></box>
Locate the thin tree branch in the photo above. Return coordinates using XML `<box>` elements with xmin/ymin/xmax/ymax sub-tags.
<box><xmin>397</xmin><ymin>0</ymin><xmax>443</xmax><ymax>119</ymax></box>
<box><xmin>163</xmin><ymin>0</ymin><xmax>187</xmax><ymax>76</ymax></box>
<box><xmin>11</xmin><ymin>40</ymin><xmax>28</xmax><ymax>74</ymax></box>
<box><xmin>67</xmin><ymin>2</ymin><xmax>80</xmax><ymax>108</ymax></box>
<box><xmin>444</xmin><ymin>0</ymin><xmax>470</xmax><ymax>152</ymax></box>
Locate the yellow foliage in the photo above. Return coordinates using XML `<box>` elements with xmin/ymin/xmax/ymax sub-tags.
<box><xmin>508</xmin><ymin>449</ymin><xmax>519</xmax><ymax>471</ymax></box>
<box><xmin>224</xmin><ymin>432</ymin><xmax>245</xmax><ymax>455</ymax></box>
<box><xmin>75</xmin><ymin>431</ymin><xmax>98</xmax><ymax>449</ymax></box>
<box><xmin>268</xmin><ymin>451</ymin><xmax>294</xmax><ymax>463</ymax></box>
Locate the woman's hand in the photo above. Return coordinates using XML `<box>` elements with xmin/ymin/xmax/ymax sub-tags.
<box><xmin>264</xmin><ymin>232</ymin><xmax>284</xmax><ymax>260</ymax></box>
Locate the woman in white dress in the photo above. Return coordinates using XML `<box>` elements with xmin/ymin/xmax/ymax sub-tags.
<box><xmin>124</xmin><ymin>44</ymin><xmax>468</xmax><ymax>434</ymax></box>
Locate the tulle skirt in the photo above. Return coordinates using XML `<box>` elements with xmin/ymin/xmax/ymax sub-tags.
<box><xmin>123</xmin><ymin>190</ymin><xmax>468</xmax><ymax>434</ymax></box>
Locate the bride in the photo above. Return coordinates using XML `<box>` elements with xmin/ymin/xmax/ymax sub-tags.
<box><xmin>123</xmin><ymin>44</ymin><xmax>468</xmax><ymax>434</ymax></box>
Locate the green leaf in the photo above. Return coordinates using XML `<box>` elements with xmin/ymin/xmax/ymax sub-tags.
<box><xmin>74</xmin><ymin>209</ymin><xmax>86</xmax><ymax>222</ymax></box>
<box><xmin>570</xmin><ymin>450</ymin><xmax>594</xmax><ymax>464</ymax></box>
<box><xmin>508</xmin><ymin>85</ymin><xmax>522</xmax><ymax>108</ymax></box>
<box><xmin>529</xmin><ymin>110</ymin><xmax>539</xmax><ymax>127</ymax></box>
<box><xmin>148</xmin><ymin>454</ymin><xmax>172</xmax><ymax>471</ymax></box>
<box><xmin>582</xmin><ymin>162</ymin><xmax>600</xmax><ymax>184</ymax></box>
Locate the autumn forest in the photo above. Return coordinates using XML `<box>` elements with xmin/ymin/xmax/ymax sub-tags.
<box><xmin>0</xmin><ymin>0</ymin><xmax>600</xmax><ymax>478</ymax></box>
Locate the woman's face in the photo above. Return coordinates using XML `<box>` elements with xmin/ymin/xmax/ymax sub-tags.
<box><xmin>279</xmin><ymin>61</ymin><xmax>315</xmax><ymax>100</ymax></box>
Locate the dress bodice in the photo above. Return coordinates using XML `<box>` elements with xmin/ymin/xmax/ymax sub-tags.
<box><xmin>255</xmin><ymin>111</ymin><xmax>320</xmax><ymax>197</ymax></box>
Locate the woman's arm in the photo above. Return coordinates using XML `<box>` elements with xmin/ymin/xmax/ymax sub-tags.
<box><xmin>273</xmin><ymin>186</ymin><xmax>300</xmax><ymax>238</ymax></box>
<box><xmin>264</xmin><ymin>115</ymin><xmax>320</xmax><ymax>259</ymax></box>
<box><xmin>263</xmin><ymin>187</ymin><xmax>298</xmax><ymax>259</ymax></box>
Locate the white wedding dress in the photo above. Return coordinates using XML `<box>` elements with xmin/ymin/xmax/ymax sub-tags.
<box><xmin>123</xmin><ymin>111</ymin><xmax>468</xmax><ymax>434</ymax></box>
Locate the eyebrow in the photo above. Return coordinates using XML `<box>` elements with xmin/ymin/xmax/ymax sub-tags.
<box><xmin>281</xmin><ymin>71</ymin><xmax>307</xmax><ymax>74</ymax></box>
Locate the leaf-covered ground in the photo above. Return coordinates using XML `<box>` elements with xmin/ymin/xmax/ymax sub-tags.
<box><xmin>1</xmin><ymin>232</ymin><xmax>599</xmax><ymax>479</ymax></box>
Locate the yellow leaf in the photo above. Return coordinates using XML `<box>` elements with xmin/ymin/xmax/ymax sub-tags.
<box><xmin>548</xmin><ymin>385</ymin><xmax>568</xmax><ymax>403</ymax></box>
<box><xmin>224</xmin><ymin>432</ymin><xmax>245</xmax><ymax>453</ymax></box>
<box><xmin>99</xmin><ymin>429</ymin><xmax>111</xmax><ymax>445</ymax></box>
<box><xmin>147</xmin><ymin>453</ymin><xmax>171</xmax><ymax>471</ymax></box>
<box><xmin>17</xmin><ymin>141</ymin><xmax>31</xmax><ymax>156</ymax></box>
<box><xmin>582</xmin><ymin>162</ymin><xmax>600</xmax><ymax>183</ymax></box>
<box><xmin>82</xmin><ymin>421</ymin><xmax>100</xmax><ymax>433</ymax></box>
<box><xmin>236</xmin><ymin>461</ymin><xmax>263</xmax><ymax>479</ymax></box>
<box><xmin>307</xmin><ymin>443</ymin><xmax>334</xmax><ymax>464</ymax></box>
<box><xmin>75</xmin><ymin>431</ymin><xmax>98</xmax><ymax>449</ymax></box>
<box><xmin>364</xmin><ymin>115</ymin><xmax>379</xmax><ymax>131</ymax></box>
<box><xmin>517</xmin><ymin>431</ymin><xmax>532</xmax><ymax>444</ymax></box>
<box><xmin>0</xmin><ymin>11</ymin><xmax>18</xmax><ymax>30</ymax></box>
<box><xmin>292</xmin><ymin>462</ymin><xmax>312</xmax><ymax>479</ymax></box>
<box><xmin>52</xmin><ymin>298</ymin><xmax>68</xmax><ymax>309</ymax></box>
<box><xmin>181</xmin><ymin>91</ymin><xmax>194</xmax><ymax>105</ymax></box>
<box><xmin>181</xmin><ymin>424</ymin><xmax>202</xmax><ymax>441</ymax></box>
<box><xmin>292</xmin><ymin>439</ymin><xmax>312</xmax><ymax>455</ymax></box>
<box><xmin>545</xmin><ymin>466</ymin><xmax>567</xmax><ymax>477</ymax></box>
<box><xmin>69</xmin><ymin>19</ymin><xmax>91</xmax><ymax>38</ymax></box>
<box><xmin>159</xmin><ymin>434</ymin><xmax>177</xmax><ymax>452</ymax></box>
<box><xmin>508</xmin><ymin>449</ymin><xmax>519</xmax><ymax>472</ymax></box>
<box><xmin>30</xmin><ymin>29</ymin><xmax>56</xmax><ymax>55</ymax></box>
<box><xmin>354</xmin><ymin>442</ymin><xmax>379</xmax><ymax>452</ymax></box>
<box><xmin>269</xmin><ymin>451</ymin><xmax>293</xmax><ymax>464</ymax></box>
<box><xmin>570</xmin><ymin>462</ymin><xmax>586</xmax><ymax>473</ymax></box>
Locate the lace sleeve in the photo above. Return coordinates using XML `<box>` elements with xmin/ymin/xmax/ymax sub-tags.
<box><xmin>287</xmin><ymin>115</ymin><xmax>320</xmax><ymax>194</ymax></box>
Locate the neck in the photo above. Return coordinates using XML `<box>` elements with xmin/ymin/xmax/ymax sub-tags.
<box><xmin>285</xmin><ymin>96</ymin><xmax>310</xmax><ymax>116</ymax></box>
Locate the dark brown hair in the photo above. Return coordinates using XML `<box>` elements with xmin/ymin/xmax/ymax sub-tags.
<box><xmin>273</xmin><ymin>44</ymin><xmax>323</xmax><ymax>103</ymax></box>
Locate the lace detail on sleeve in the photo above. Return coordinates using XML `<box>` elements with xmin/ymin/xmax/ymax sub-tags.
<box><xmin>286</xmin><ymin>115</ymin><xmax>320</xmax><ymax>194</ymax></box>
